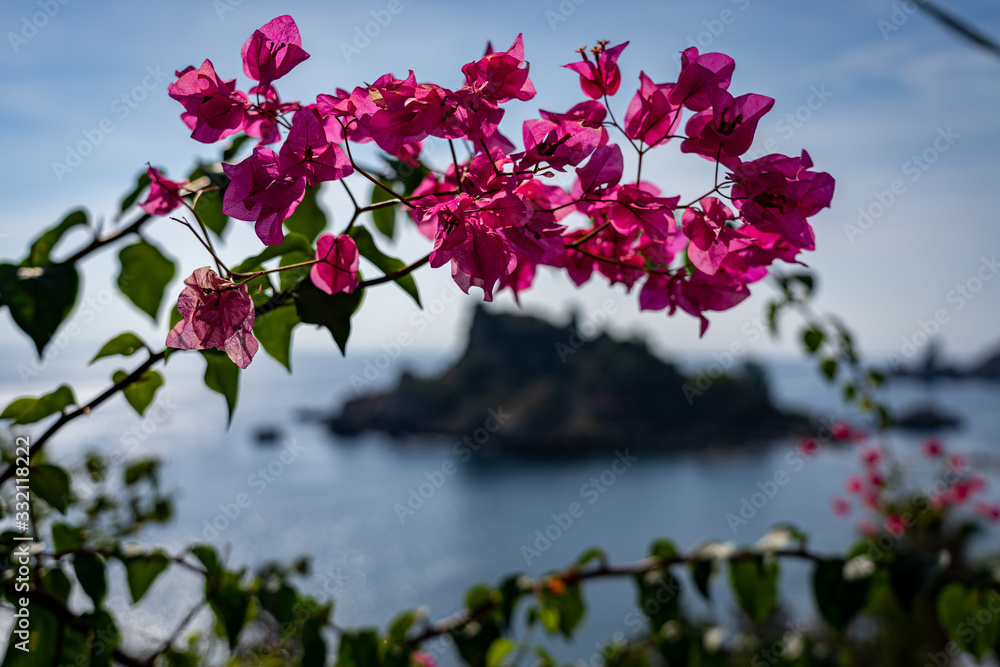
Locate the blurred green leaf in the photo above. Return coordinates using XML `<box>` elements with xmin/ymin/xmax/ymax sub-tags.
<box><xmin>812</xmin><ymin>558</ymin><xmax>870</xmax><ymax>634</ymax></box>
<box><xmin>25</xmin><ymin>209</ymin><xmax>88</xmax><ymax>267</ymax></box>
<box><xmin>285</xmin><ymin>185</ymin><xmax>328</xmax><ymax>242</ymax></box>
<box><xmin>730</xmin><ymin>556</ymin><xmax>778</xmax><ymax>623</ymax></box>
<box><xmin>73</xmin><ymin>552</ymin><xmax>107</xmax><ymax>606</ymax></box>
<box><xmin>119</xmin><ymin>170</ymin><xmax>152</xmax><ymax>215</ymax></box>
<box><xmin>209</xmin><ymin>571</ymin><xmax>250</xmax><ymax>649</ymax></box>
<box><xmin>32</xmin><ymin>463</ymin><xmax>72</xmax><ymax>513</ymax></box>
<box><xmin>201</xmin><ymin>350</ymin><xmax>240</xmax><ymax>425</ymax></box>
<box><xmin>124</xmin><ymin>551</ymin><xmax>169</xmax><ymax>603</ymax></box>
<box><xmin>370</xmin><ymin>184</ymin><xmax>397</xmax><ymax>240</ymax></box>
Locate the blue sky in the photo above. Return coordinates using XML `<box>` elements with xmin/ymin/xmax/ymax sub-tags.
<box><xmin>1</xmin><ymin>0</ymin><xmax>999</xmax><ymax>381</ymax></box>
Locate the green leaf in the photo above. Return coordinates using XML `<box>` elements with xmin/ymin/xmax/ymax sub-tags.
<box><xmin>285</xmin><ymin>184</ymin><xmax>328</xmax><ymax>242</ymax></box>
<box><xmin>337</xmin><ymin>630</ymin><xmax>381</xmax><ymax>667</ymax></box>
<box><xmin>730</xmin><ymin>556</ymin><xmax>778</xmax><ymax>623</ymax></box>
<box><xmin>124</xmin><ymin>459</ymin><xmax>159</xmax><ymax>486</ymax></box>
<box><xmin>191</xmin><ymin>545</ymin><xmax>221</xmax><ymax>584</ymax></box>
<box><xmin>209</xmin><ymin>571</ymin><xmax>250</xmax><ymax>649</ymax></box>
<box><xmin>634</xmin><ymin>570</ymin><xmax>681</xmax><ymax>631</ymax></box>
<box><xmin>252</xmin><ymin>294</ymin><xmax>299</xmax><ymax>372</ymax></box>
<box><xmin>124</xmin><ymin>551</ymin><xmax>170</xmax><ymax>603</ymax></box>
<box><xmin>1</xmin><ymin>384</ymin><xmax>76</xmax><ymax>425</ymax></box>
<box><xmin>25</xmin><ymin>209</ymin><xmax>88</xmax><ymax>266</ymax></box>
<box><xmin>222</xmin><ymin>134</ymin><xmax>252</xmax><ymax>162</ymax></box>
<box><xmin>486</xmin><ymin>638</ymin><xmax>517</xmax><ymax>667</ymax></box>
<box><xmin>188</xmin><ymin>164</ymin><xmax>229</xmax><ymax>238</ymax></box>
<box><xmin>295</xmin><ymin>280</ymin><xmax>364</xmax><ymax>355</ymax></box>
<box><xmin>0</xmin><ymin>262</ymin><xmax>79</xmax><ymax>356</ymax></box>
<box><xmin>233</xmin><ymin>233</ymin><xmax>313</xmax><ymax>274</ymax></box>
<box><xmin>278</xmin><ymin>249</ymin><xmax>313</xmax><ymax>291</ymax></box>
<box><xmin>90</xmin><ymin>332</ymin><xmax>147</xmax><ymax>364</ymax></box>
<box><xmin>51</xmin><ymin>522</ymin><xmax>83</xmax><ymax>552</ymax></box>
<box><xmin>301</xmin><ymin>616</ymin><xmax>328</xmax><ymax>667</ymax></box>
<box><xmin>370</xmin><ymin>184</ymin><xmax>397</xmax><ymax>240</ymax></box>
<box><xmin>119</xmin><ymin>170</ymin><xmax>152</xmax><ymax>215</ymax></box>
<box><xmin>73</xmin><ymin>552</ymin><xmax>107</xmax><ymax>606</ymax></box>
<box><xmin>690</xmin><ymin>558</ymin><xmax>714</xmax><ymax>601</ymax></box>
<box><xmin>114</xmin><ymin>369</ymin><xmax>163</xmax><ymax>417</ymax></box>
<box><xmin>118</xmin><ymin>240</ymin><xmax>176</xmax><ymax>321</ymax></box>
<box><xmin>41</xmin><ymin>566</ymin><xmax>72</xmax><ymax>602</ymax></box>
<box><xmin>820</xmin><ymin>358</ymin><xmax>838</xmax><ymax>382</ymax></box>
<box><xmin>201</xmin><ymin>350</ymin><xmax>240</xmax><ymax>424</ymax></box>
<box><xmin>349</xmin><ymin>226</ymin><xmax>421</xmax><ymax>307</ymax></box>
<box><xmin>802</xmin><ymin>328</ymin><xmax>824</xmax><ymax>355</ymax></box>
<box><xmin>812</xmin><ymin>558</ymin><xmax>871</xmax><ymax>634</ymax></box>
<box><xmin>31</xmin><ymin>464</ymin><xmax>72</xmax><ymax>513</ymax></box>
<box><xmin>649</xmin><ymin>540</ymin><xmax>679</xmax><ymax>560</ymax></box>
<box><xmin>937</xmin><ymin>583</ymin><xmax>973</xmax><ymax>654</ymax></box>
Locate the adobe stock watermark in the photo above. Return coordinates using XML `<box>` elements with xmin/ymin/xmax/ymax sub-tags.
<box><xmin>554</xmin><ymin>299</ymin><xmax>619</xmax><ymax>363</ymax></box>
<box><xmin>886</xmin><ymin>254</ymin><xmax>999</xmax><ymax>371</ymax></box>
<box><xmin>520</xmin><ymin>450</ymin><xmax>638</xmax><ymax>565</ymax></box>
<box><xmin>725</xmin><ymin>419</ymin><xmax>842</xmax><ymax>535</ymax></box>
<box><xmin>52</xmin><ymin>66</ymin><xmax>171</xmax><ymax>182</ymax></box>
<box><xmin>670</xmin><ymin>0</ymin><xmax>752</xmax><ymax>58</ymax></box>
<box><xmin>340</xmin><ymin>0</ymin><xmax>407</xmax><ymax>63</ymax></box>
<box><xmin>196</xmin><ymin>439</ymin><xmax>305</xmax><ymax>541</ymax></box>
<box><xmin>844</xmin><ymin>126</ymin><xmax>960</xmax><ymax>244</ymax></box>
<box><xmin>877</xmin><ymin>0</ymin><xmax>927</xmax><ymax>41</ymax></box>
<box><xmin>7</xmin><ymin>0</ymin><xmax>71</xmax><ymax>54</ymax></box>
<box><xmin>349</xmin><ymin>280</ymin><xmax>465</xmax><ymax>394</ymax></box>
<box><xmin>681</xmin><ymin>315</ymin><xmax>767</xmax><ymax>404</ymax></box>
<box><xmin>394</xmin><ymin>407</ymin><xmax>512</xmax><ymax>523</ymax></box>
<box><xmin>212</xmin><ymin>0</ymin><xmax>243</xmax><ymax>21</ymax></box>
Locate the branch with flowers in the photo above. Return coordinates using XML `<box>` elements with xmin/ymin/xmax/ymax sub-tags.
<box><xmin>1</xmin><ymin>13</ymin><xmax>999</xmax><ymax>667</ymax></box>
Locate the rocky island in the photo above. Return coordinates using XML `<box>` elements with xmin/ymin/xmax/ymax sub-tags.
<box><xmin>324</xmin><ymin>307</ymin><xmax>807</xmax><ymax>455</ymax></box>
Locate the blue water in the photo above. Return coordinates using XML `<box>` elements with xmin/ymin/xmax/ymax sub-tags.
<box><xmin>2</xmin><ymin>346</ymin><xmax>999</xmax><ymax>661</ymax></box>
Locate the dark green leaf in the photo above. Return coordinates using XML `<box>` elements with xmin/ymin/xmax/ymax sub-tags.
<box><xmin>690</xmin><ymin>558</ymin><xmax>714</xmax><ymax>600</ymax></box>
<box><xmin>119</xmin><ymin>170</ymin><xmax>152</xmax><ymax>215</ymax></box>
<box><xmin>937</xmin><ymin>583</ymin><xmax>973</xmax><ymax>654</ymax></box>
<box><xmin>295</xmin><ymin>280</ymin><xmax>364</xmax><ymax>355</ymax></box>
<box><xmin>74</xmin><ymin>552</ymin><xmax>107</xmax><ymax>606</ymax></box>
<box><xmin>233</xmin><ymin>233</ymin><xmax>313</xmax><ymax>274</ymax></box>
<box><xmin>649</xmin><ymin>540</ymin><xmax>678</xmax><ymax>560</ymax></box>
<box><xmin>302</xmin><ymin>617</ymin><xmax>328</xmax><ymax>667</ymax></box>
<box><xmin>820</xmin><ymin>358</ymin><xmax>838</xmax><ymax>382</ymax></box>
<box><xmin>124</xmin><ymin>551</ymin><xmax>170</xmax><ymax>603</ymax></box>
<box><xmin>285</xmin><ymin>185</ymin><xmax>328</xmax><ymax>242</ymax></box>
<box><xmin>633</xmin><ymin>570</ymin><xmax>681</xmax><ymax>631</ymax></box>
<box><xmin>25</xmin><ymin>209</ymin><xmax>88</xmax><ymax>267</ymax></box>
<box><xmin>486</xmin><ymin>638</ymin><xmax>517</xmax><ymax>667</ymax></box>
<box><xmin>252</xmin><ymin>294</ymin><xmax>299</xmax><ymax>372</ymax></box>
<box><xmin>187</xmin><ymin>164</ymin><xmax>229</xmax><ymax>238</ymax></box>
<box><xmin>802</xmin><ymin>328</ymin><xmax>824</xmax><ymax>355</ymax></box>
<box><xmin>124</xmin><ymin>459</ymin><xmax>158</xmax><ymax>486</ymax></box>
<box><xmin>201</xmin><ymin>350</ymin><xmax>240</xmax><ymax>424</ymax></box>
<box><xmin>370</xmin><ymin>184</ymin><xmax>397</xmax><ymax>240</ymax></box>
<box><xmin>337</xmin><ymin>630</ymin><xmax>381</xmax><ymax>667</ymax></box>
<box><xmin>812</xmin><ymin>558</ymin><xmax>871</xmax><ymax>634</ymax></box>
<box><xmin>1</xmin><ymin>384</ymin><xmax>76</xmax><ymax>425</ymax></box>
<box><xmin>209</xmin><ymin>571</ymin><xmax>250</xmax><ymax>649</ymax></box>
<box><xmin>349</xmin><ymin>226</ymin><xmax>421</xmax><ymax>307</ymax></box>
<box><xmin>41</xmin><ymin>566</ymin><xmax>71</xmax><ymax>602</ymax></box>
<box><xmin>222</xmin><ymin>134</ymin><xmax>252</xmax><ymax>162</ymax></box>
<box><xmin>0</xmin><ymin>262</ymin><xmax>79</xmax><ymax>356</ymax></box>
<box><xmin>730</xmin><ymin>556</ymin><xmax>778</xmax><ymax>623</ymax></box>
<box><xmin>118</xmin><ymin>241</ymin><xmax>176</xmax><ymax>321</ymax></box>
<box><xmin>30</xmin><ymin>464</ymin><xmax>72</xmax><ymax>513</ymax></box>
<box><xmin>114</xmin><ymin>369</ymin><xmax>163</xmax><ymax>416</ymax></box>
<box><xmin>90</xmin><ymin>332</ymin><xmax>147</xmax><ymax>364</ymax></box>
<box><xmin>51</xmin><ymin>522</ymin><xmax>83</xmax><ymax>552</ymax></box>
<box><xmin>191</xmin><ymin>545</ymin><xmax>221</xmax><ymax>584</ymax></box>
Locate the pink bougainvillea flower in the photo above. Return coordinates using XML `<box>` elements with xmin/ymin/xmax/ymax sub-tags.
<box><xmin>310</xmin><ymin>233</ymin><xmax>360</xmax><ymax>295</ymax></box>
<box><xmin>921</xmin><ymin>437</ymin><xmax>944</xmax><ymax>458</ymax></box>
<box><xmin>623</xmin><ymin>72</ymin><xmax>683</xmax><ymax>147</ymax></box>
<box><xmin>975</xmin><ymin>501</ymin><xmax>1000</xmax><ymax>522</ymax></box>
<box><xmin>884</xmin><ymin>515</ymin><xmax>906</xmax><ymax>537</ymax></box>
<box><xmin>948</xmin><ymin>453</ymin><xmax>966</xmax><ymax>472</ymax></box>
<box><xmin>244</xmin><ymin>85</ymin><xmax>299</xmax><ymax>145</ymax></box>
<box><xmin>669</xmin><ymin>47</ymin><xmax>735</xmax><ymax>111</ymax></box>
<box><xmin>241</xmin><ymin>15</ymin><xmax>310</xmax><ymax>89</ymax></box>
<box><xmin>667</xmin><ymin>269</ymin><xmax>752</xmax><ymax>336</ymax></box>
<box><xmin>517</xmin><ymin>101</ymin><xmax>608</xmax><ymax>171</ymax></box>
<box><xmin>222</xmin><ymin>146</ymin><xmax>306</xmax><ymax>246</ymax></box>
<box><xmin>601</xmin><ymin>183</ymin><xmax>680</xmax><ymax>241</ymax></box>
<box><xmin>845</xmin><ymin>475</ymin><xmax>863</xmax><ymax>495</ymax></box>
<box><xmin>168</xmin><ymin>60</ymin><xmax>248</xmax><ymax>143</ymax></box>
<box><xmin>166</xmin><ymin>267</ymin><xmax>258</xmax><ymax>369</ymax></box>
<box><xmin>729</xmin><ymin>151</ymin><xmax>835</xmax><ymax>251</ymax></box>
<box><xmin>411</xmin><ymin>652</ymin><xmax>438</xmax><ymax>667</ymax></box>
<box><xmin>462</xmin><ymin>34</ymin><xmax>536</xmax><ymax>104</ymax></box>
<box><xmin>831</xmin><ymin>497</ymin><xmax>851</xmax><ymax>518</ymax></box>
<box><xmin>574</xmin><ymin>144</ymin><xmax>624</xmax><ymax>194</ymax></box>
<box><xmin>279</xmin><ymin>107</ymin><xmax>353</xmax><ymax>185</ymax></box>
<box><xmin>421</xmin><ymin>194</ymin><xmax>519</xmax><ymax>301</ymax></box>
<box><xmin>139</xmin><ymin>167</ymin><xmax>188</xmax><ymax>216</ymax></box>
<box><xmin>682</xmin><ymin>197</ymin><xmax>752</xmax><ymax>275</ymax></box>
<box><xmin>563</xmin><ymin>41</ymin><xmax>629</xmax><ymax>99</ymax></box>
<box><xmin>681</xmin><ymin>89</ymin><xmax>775</xmax><ymax>166</ymax></box>
<box><xmin>798</xmin><ymin>437</ymin><xmax>820</xmax><ymax>458</ymax></box>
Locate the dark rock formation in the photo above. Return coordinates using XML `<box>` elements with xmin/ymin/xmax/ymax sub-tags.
<box><xmin>891</xmin><ymin>340</ymin><xmax>1000</xmax><ymax>382</ymax></box>
<box><xmin>893</xmin><ymin>404</ymin><xmax>962</xmax><ymax>431</ymax></box>
<box><xmin>325</xmin><ymin>307</ymin><xmax>806</xmax><ymax>454</ymax></box>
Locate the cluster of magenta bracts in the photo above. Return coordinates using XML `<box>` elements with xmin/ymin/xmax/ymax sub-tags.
<box><xmin>814</xmin><ymin>430</ymin><xmax>1000</xmax><ymax>536</ymax></box>
<box><xmin>150</xmin><ymin>15</ymin><xmax>835</xmax><ymax>366</ymax></box>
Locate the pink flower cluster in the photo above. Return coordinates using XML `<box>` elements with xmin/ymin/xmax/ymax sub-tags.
<box><xmin>160</xmin><ymin>18</ymin><xmax>835</xmax><ymax>340</ymax></box>
<box><xmin>830</xmin><ymin>434</ymin><xmax>1000</xmax><ymax>535</ymax></box>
